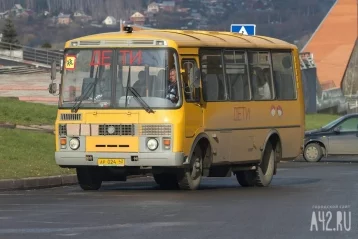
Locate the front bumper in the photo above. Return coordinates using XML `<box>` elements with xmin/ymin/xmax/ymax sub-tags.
<box><xmin>55</xmin><ymin>151</ymin><xmax>185</xmax><ymax>167</ymax></box>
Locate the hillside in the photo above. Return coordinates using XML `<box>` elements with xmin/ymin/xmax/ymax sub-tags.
<box><xmin>0</xmin><ymin>0</ymin><xmax>145</xmax><ymax>20</ymax></box>
<box><xmin>0</xmin><ymin>0</ymin><xmax>336</xmax><ymax>50</ymax></box>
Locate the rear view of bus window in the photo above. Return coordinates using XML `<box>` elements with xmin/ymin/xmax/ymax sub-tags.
<box><xmin>271</xmin><ymin>52</ymin><xmax>297</xmax><ymax>100</ymax></box>
<box><xmin>248</xmin><ymin>51</ymin><xmax>274</xmax><ymax>100</ymax></box>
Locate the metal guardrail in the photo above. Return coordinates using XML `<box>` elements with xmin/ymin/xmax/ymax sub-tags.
<box><xmin>0</xmin><ymin>42</ymin><xmax>63</xmax><ymax>69</ymax></box>
<box><xmin>0</xmin><ymin>65</ymin><xmax>47</xmax><ymax>75</ymax></box>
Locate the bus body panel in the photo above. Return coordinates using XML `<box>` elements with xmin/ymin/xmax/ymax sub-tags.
<box><xmin>55</xmin><ymin>108</ymin><xmax>186</xmax><ymax>165</ymax></box>
<box><xmin>203</xmin><ymin>99</ymin><xmax>303</xmax><ymax>164</ymax></box>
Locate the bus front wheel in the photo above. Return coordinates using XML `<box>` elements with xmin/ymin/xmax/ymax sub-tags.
<box><xmin>177</xmin><ymin>146</ymin><xmax>203</xmax><ymax>190</ymax></box>
<box><xmin>76</xmin><ymin>167</ymin><xmax>102</xmax><ymax>191</ymax></box>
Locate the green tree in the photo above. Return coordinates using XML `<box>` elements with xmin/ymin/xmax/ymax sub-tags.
<box><xmin>41</xmin><ymin>42</ymin><xmax>52</xmax><ymax>48</ymax></box>
<box><xmin>1</xmin><ymin>17</ymin><xmax>20</xmax><ymax>49</ymax></box>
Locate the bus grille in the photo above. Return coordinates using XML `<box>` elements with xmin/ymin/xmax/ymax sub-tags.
<box><xmin>98</xmin><ymin>124</ymin><xmax>135</xmax><ymax>136</ymax></box>
<box><xmin>60</xmin><ymin>113</ymin><xmax>82</xmax><ymax>121</ymax></box>
<box><xmin>140</xmin><ymin>124</ymin><xmax>171</xmax><ymax>136</ymax></box>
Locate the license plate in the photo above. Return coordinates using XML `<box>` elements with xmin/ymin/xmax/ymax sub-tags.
<box><xmin>97</xmin><ymin>158</ymin><xmax>125</xmax><ymax>166</ymax></box>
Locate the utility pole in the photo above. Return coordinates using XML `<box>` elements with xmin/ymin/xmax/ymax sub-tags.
<box><xmin>120</xmin><ymin>19</ymin><xmax>123</xmax><ymax>31</ymax></box>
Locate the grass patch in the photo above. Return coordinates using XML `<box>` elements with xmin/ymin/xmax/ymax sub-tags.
<box><xmin>305</xmin><ymin>114</ymin><xmax>340</xmax><ymax>130</ymax></box>
<box><xmin>0</xmin><ymin>128</ymin><xmax>74</xmax><ymax>180</ymax></box>
<box><xmin>0</xmin><ymin>97</ymin><xmax>57</xmax><ymax>125</ymax></box>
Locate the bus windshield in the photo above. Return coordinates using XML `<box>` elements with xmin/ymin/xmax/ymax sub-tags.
<box><xmin>60</xmin><ymin>48</ymin><xmax>181</xmax><ymax>110</ymax></box>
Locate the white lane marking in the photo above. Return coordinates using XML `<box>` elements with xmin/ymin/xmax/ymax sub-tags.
<box><xmin>277</xmin><ymin>169</ymin><xmax>288</xmax><ymax>171</ymax></box>
<box><xmin>0</xmin><ymin>221</ymin><xmax>223</xmax><ymax>234</ymax></box>
<box><xmin>57</xmin><ymin>233</ymin><xmax>80</xmax><ymax>237</ymax></box>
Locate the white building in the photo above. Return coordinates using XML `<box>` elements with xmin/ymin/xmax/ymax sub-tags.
<box><xmin>102</xmin><ymin>16</ymin><xmax>117</xmax><ymax>25</ymax></box>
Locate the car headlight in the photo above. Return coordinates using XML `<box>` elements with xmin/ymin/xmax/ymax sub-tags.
<box><xmin>147</xmin><ymin>138</ymin><xmax>158</xmax><ymax>151</ymax></box>
<box><xmin>69</xmin><ymin>138</ymin><xmax>80</xmax><ymax>150</ymax></box>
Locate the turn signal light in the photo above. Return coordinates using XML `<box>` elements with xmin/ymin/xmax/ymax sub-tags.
<box><xmin>60</xmin><ymin>137</ymin><xmax>67</xmax><ymax>149</ymax></box>
<box><xmin>163</xmin><ymin>138</ymin><xmax>171</xmax><ymax>150</ymax></box>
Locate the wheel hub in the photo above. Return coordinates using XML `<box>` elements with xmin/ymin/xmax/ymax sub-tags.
<box><xmin>190</xmin><ymin>157</ymin><xmax>202</xmax><ymax>179</ymax></box>
<box><xmin>306</xmin><ymin>146</ymin><xmax>318</xmax><ymax>160</ymax></box>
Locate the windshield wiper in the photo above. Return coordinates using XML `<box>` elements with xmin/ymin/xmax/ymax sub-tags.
<box><xmin>127</xmin><ymin>86</ymin><xmax>154</xmax><ymax>114</ymax></box>
<box><xmin>124</xmin><ymin>66</ymin><xmax>154</xmax><ymax>114</ymax></box>
<box><xmin>71</xmin><ymin>82</ymin><xmax>95</xmax><ymax>113</ymax></box>
<box><xmin>71</xmin><ymin>68</ymin><xmax>100</xmax><ymax>113</ymax></box>
<box><xmin>125</xmin><ymin>66</ymin><xmax>131</xmax><ymax>108</ymax></box>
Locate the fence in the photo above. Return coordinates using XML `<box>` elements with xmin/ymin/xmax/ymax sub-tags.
<box><xmin>0</xmin><ymin>41</ymin><xmax>63</xmax><ymax>69</ymax></box>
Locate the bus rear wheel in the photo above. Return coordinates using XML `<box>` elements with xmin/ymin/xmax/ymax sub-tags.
<box><xmin>177</xmin><ymin>146</ymin><xmax>203</xmax><ymax>190</ymax></box>
<box><xmin>235</xmin><ymin>141</ymin><xmax>275</xmax><ymax>187</ymax></box>
<box><xmin>76</xmin><ymin>167</ymin><xmax>102</xmax><ymax>191</ymax></box>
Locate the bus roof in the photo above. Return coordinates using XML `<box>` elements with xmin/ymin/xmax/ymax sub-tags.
<box><xmin>65</xmin><ymin>29</ymin><xmax>296</xmax><ymax>50</ymax></box>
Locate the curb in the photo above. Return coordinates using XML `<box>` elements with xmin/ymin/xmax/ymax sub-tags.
<box><xmin>0</xmin><ymin>174</ymin><xmax>150</xmax><ymax>191</ymax></box>
<box><xmin>0</xmin><ymin>174</ymin><xmax>78</xmax><ymax>191</ymax></box>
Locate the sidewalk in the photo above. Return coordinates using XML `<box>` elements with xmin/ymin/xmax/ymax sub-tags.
<box><xmin>0</xmin><ymin>72</ymin><xmax>61</xmax><ymax>105</ymax></box>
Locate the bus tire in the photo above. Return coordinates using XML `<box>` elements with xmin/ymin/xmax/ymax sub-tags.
<box><xmin>153</xmin><ymin>173</ymin><xmax>178</xmax><ymax>190</ymax></box>
<box><xmin>255</xmin><ymin>141</ymin><xmax>275</xmax><ymax>187</ymax></box>
<box><xmin>235</xmin><ymin>170</ymin><xmax>256</xmax><ymax>187</ymax></box>
<box><xmin>76</xmin><ymin>167</ymin><xmax>102</xmax><ymax>191</ymax></box>
<box><xmin>177</xmin><ymin>145</ymin><xmax>203</xmax><ymax>190</ymax></box>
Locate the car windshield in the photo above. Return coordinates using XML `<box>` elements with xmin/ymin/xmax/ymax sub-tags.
<box><xmin>59</xmin><ymin>48</ymin><xmax>181</xmax><ymax>110</ymax></box>
<box><xmin>321</xmin><ymin>116</ymin><xmax>344</xmax><ymax>130</ymax></box>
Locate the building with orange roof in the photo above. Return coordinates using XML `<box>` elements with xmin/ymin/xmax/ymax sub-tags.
<box><xmin>130</xmin><ymin>12</ymin><xmax>146</xmax><ymax>26</ymax></box>
<box><xmin>301</xmin><ymin>0</ymin><xmax>357</xmax><ymax>95</ymax></box>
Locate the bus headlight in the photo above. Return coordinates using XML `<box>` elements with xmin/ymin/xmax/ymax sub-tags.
<box><xmin>147</xmin><ymin>138</ymin><xmax>158</xmax><ymax>151</ymax></box>
<box><xmin>69</xmin><ymin>138</ymin><xmax>80</xmax><ymax>150</ymax></box>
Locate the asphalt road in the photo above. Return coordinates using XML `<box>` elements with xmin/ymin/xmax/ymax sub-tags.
<box><xmin>0</xmin><ymin>158</ymin><xmax>358</xmax><ymax>239</ymax></box>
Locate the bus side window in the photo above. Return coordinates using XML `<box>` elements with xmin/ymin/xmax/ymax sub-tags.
<box><xmin>200</xmin><ymin>49</ymin><xmax>226</xmax><ymax>101</ymax></box>
<box><xmin>271</xmin><ymin>52</ymin><xmax>297</xmax><ymax>100</ymax></box>
<box><xmin>223</xmin><ymin>50</ymin><xmax>250</xmax><ymax>101</ymax></box>
<box><xmin>182</xmin><ymin>59</ymin><xmax>200</xmax><ymax>102</ymax></box>
<box><xmin>248</xmin><ymin>51</ymin><xmax>274</xmax><ymax>100</ymax></box>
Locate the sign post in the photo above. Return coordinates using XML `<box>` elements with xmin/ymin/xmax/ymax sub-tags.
<box><xmin>230</xmin><ymin>24</ymin><xmax>256</xmax><ymax>35</ymax></box>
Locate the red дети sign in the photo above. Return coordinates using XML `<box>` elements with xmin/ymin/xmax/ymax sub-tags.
<box><xmin>119</xmin><ymin>50</ymin><xmax>142</xmax><ymax>65</ymax></box>
<box><xmin>90</xmin><ymin>50</ymin><xmax>143</xmax><ymax>66</ymax></box>
<box><xmin>90</xmin><ymin>50</ymin><xmax>111</xmax><ymax>66</ymax></box>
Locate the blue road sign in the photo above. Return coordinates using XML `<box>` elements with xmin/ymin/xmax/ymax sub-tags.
<box><xmin>230</xmin><ymin>24</ymin><xmax>256</xmax><ymax>35</ymax></box>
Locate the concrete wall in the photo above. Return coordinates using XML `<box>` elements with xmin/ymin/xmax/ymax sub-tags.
<box><xmin>0</xmin><ymin>49</ymin><xmax>23</xmax><ymax>60</ymax></box>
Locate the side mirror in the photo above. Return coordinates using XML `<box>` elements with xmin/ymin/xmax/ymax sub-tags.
<box><xmin>51</xmin><ymin>60</ymin><xmax>57</xmax><ymax>80</ymax></box>
<box><xmin>48</xmin><ymin>83</ymin><xmax>57</xmax><ymax>94</ymax></box>
<box><xmin>333</xmin><ymin>126</ymin><xmax>341</xmax><ymax>133</ymax></box>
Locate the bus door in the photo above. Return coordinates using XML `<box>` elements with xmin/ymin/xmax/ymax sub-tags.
<box><xmin>181</xmin><ymin>57</ymin><xmax>203</xmax><ymax>138</ymax></box>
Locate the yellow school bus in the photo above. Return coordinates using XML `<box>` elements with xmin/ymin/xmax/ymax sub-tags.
<box><xmin>49</xmin><ymin>26</ymin><xmax>305</xmax><ymax>190</ymax></box>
